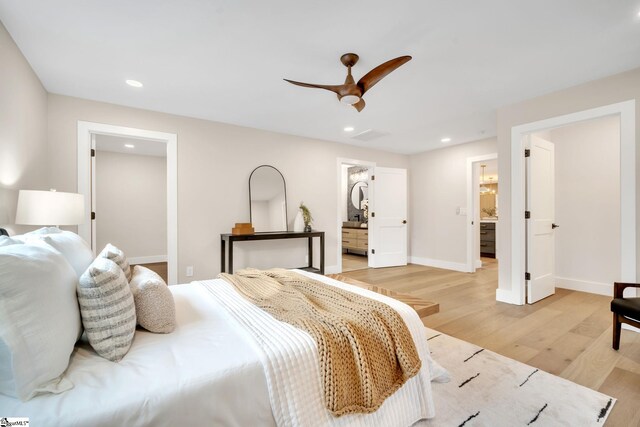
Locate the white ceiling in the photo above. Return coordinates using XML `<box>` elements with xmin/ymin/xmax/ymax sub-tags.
<box><xmin>1</xmin><ymin>1</ymin><xmax>639</xmax><ymax>154</ymax></box>
<box><xmin>95</xmin><ymin>134</ymin><xmax>167</xmax><ymax>157</ymax></box>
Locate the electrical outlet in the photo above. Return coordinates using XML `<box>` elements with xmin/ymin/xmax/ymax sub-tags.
<box><xmin>305</xmin><ymin>255</ymin><xmax>309</xmax><ymax>264</ymax></box>
<box><xmin>186</xmin><ymin>266</ymin><xmax>194</xmax><ymax>277</ymax></box>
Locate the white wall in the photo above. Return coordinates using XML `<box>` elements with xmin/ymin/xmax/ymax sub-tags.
<box><xmin>496</xmin><ymin>67</ymin><xmax>640</xmax><ymax>302</ymax></box>
<box><xmin>46</xmin><ymin>94</ymin><xmax>409</xmax><ymax>282</ymax></box>
<box><xmin>547</xmin><ymin>115</ymin><xmax>620</xmax><ymax>294</ymax></box>
<box><xmin>0</xmin><ymin>21</ymin><xmax>48</xmax><ymax>234</ymax></box>
<box><xmin>95</xmin><ymin>150</ymin><xmax>167</xmax><ymax>261</ymax></box>
<box><xmin>409</xmin><ymin>137</ymin><xmax>497</xmax><ymax>269</ymax></box>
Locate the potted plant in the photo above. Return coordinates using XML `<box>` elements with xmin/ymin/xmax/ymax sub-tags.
<box><xmin>300</xmin><ymin>202</ymin><xmax>313</xmax><ymax>232</ymax></box>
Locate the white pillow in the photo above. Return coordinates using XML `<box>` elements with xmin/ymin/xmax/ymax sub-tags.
<box><xmin>0</xmin><ymin>236</ymin><xmax>22</xmax><ymax>247</ymax></box>
<box><xmin>98</xmin><ymin>244</ymin><xmax>131</xmax><ymax>282</ymax></box>
<box><xmin>0</xmin><ymin>243</ymin><xmax>81</xmax><ymax>400</ymax></box>
<box><xmin>40</xmin><ymin>231</ymin><xmax>94</xmax><ymax>277</ymax></box>
<box><xmin>24</xmin><ymin>226</ymin><xmax>63</xmax><ymax>235</ymax></box>
<box><xmin>130</xmin><ymin>266</ymin><xmax>176</xmax><ymax>333</ymax></box>
<box><xmin>78</xmin><ymin>258</ymin><xmax>136</xmax><ymax>362</ymax></box>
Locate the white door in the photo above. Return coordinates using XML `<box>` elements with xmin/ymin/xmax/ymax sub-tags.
<box><xmin>526</xmin><ymin>135</ymin><xmax>556</xmax><ymax>303</ymax></box>
<box><xmin>369</xmin><ymin>167</ymin><xmax>407</xmax><ymax>268</ymax></box>
<box><xmin>90</xmin><ymin>134</ymin><xmax>97</xmax><ymax>255</ymax></box>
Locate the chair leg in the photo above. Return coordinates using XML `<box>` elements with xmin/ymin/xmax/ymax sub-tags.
<box><xmin>613</xmin><ymin>313</ymin><xmax>622</xmax><ymax>350</ymax></box>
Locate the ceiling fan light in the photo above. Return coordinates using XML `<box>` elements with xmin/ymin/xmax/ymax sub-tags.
<box><xmin>340</xmin><ymin>95</ymin><xmax>360</xmax><ymax>105</ymax></box>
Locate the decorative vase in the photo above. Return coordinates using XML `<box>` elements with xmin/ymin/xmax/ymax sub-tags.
<box><xmin>293</xmin><ymin>209</ymin><xmax>305</xmax><ymax>232</ymax></box>
<box><xmin>304</xmin><ymin>224</ymin><xmax>312</xmax><ymax>232</ymax></box>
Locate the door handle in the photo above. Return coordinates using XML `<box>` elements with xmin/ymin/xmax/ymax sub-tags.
<box><xmin>402</xmin><ymin>220</ymin><xmax>407</xmax><ymax>224</ymax></box>
<box><xmin>552</xmin><ymin>223</ymin><xmax>560</xmax><ymax>229</ymax></box>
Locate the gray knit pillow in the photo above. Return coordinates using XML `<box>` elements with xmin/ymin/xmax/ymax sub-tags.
<box><xmin>78</xmin><ymin>258</ymin><xmax>136</xmax><ymax>361</ymax></box>
<box><xmin>129</xmin><ymin>266</ymin><xmax>176</xmax><ymax>333</ymax></box>
<box><xmin>98</xmin><ymin>244</ymin><xmax>131</xmax><ymax>282</ymax></box>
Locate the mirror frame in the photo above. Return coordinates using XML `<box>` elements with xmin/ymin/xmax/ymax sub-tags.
<box><xmin>350</xmin><ymin>181</ymin><xmax>368</xmax><ymax>210</ymax></box>
<box><xmin>248</xmin><ymin>165</ymin><xmax>288</xmax><ymax>232</ymax></box>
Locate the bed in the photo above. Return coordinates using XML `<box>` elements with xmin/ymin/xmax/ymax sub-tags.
<box><xmin>0</xmin><ymin>269</ymin><xmax>439</xmax><ymax>426</ymax></box>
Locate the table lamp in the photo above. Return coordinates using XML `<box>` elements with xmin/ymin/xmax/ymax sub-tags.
<box><xmin>15</xmin><ymin>189</ymin><xmax>85</xmax><ymax>226</ymax></box>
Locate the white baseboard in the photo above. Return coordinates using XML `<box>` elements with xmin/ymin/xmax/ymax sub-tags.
<box><xmin>409</xmin><ymin>256</ymin><xmax>470</xmax><ymax>273</ymax></box>
<box><xmin>324</xmin><ymin>265</ymin><xmax>340</xmax><ymax>274</ymax></box>
<box><xmin>622</xmin><ymin>324</ymin><xmax>640</xmax><ymax>333</ymax></box>
<box><xmin>129</xmin><ymin>255</ymin><xmax>168</xmax><ymax>265</ymax></box>
<box><xmin>475</xmin><ymin>259</ymin><xmax>483</xmax><ymax>269</ymax></box>
<box><xmin>555</xmin><ymin>277</ymin><xmax>612</xmax><ymax>297</ymax></box>
<box><xmin>496</xmin><ymin>288</ymin><xmax>523</xmax><ymax>305</ymax></box>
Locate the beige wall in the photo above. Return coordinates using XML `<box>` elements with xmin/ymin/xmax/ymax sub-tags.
<box><xmin>548</xmin><ymin>115</ymin><xmax>620</xmax><ymax>292</ymax></box>
<box><xmin>409</xmin><ymin>137</ymin><xmax>497</xmax><ymax>268</ymax></box>
<box><xmin>497</xmin><ymin>67</ymin><xmax>640</xmax><ymax>298</ymax></box>
<box><xmin>0</xmin><ymin>21</ymin><xmax>48</xmax><ymax>235</ymax></box>
<box><xmin>47</xmin><ymin>94</ymin><xmax>409</xmax><ymax>282</ymax></box>
<box><xmin>96</xmin><ymin>150</ymin><xmax>167</xmax><ymax>260</ymax></box>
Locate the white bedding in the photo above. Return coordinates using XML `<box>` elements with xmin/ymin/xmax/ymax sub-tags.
<box><xmin>0</xmin><ymin>271</ymin><xmax>436</xmax><ymax>426</ymax></box>
<box><xmin>0</xmin><ymin>283</ymin><xmax>276</xmax><ymax>426</ymax></box>
<box><xmin>201</xmin><ymin>270</ymin><xmax>436</xmax><ymax>427</ymax></box>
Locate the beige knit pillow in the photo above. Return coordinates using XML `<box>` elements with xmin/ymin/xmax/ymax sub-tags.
<box><xmin>78</xmin><ymin>258</ymin><xmax>136</xmax><ymax>361</ymax></box>
<box><xmin>129</xmin><ymin>266</ymin><xmax>176</xmax><ymax>333</ymax></box>
<box><xmin>98</xmin><ymin>244</ymin><xmax>131</xmax><ymax>282</ymax></box>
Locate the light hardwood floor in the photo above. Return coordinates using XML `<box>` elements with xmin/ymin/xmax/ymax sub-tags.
<box><xmin>340</xmin><ymin>259</ymin><xmax>640</xmax><ymax>426</ymax></box>
<box><xmin>342</xmin><ymin>253</ymin><xmax>368</xmax><ymax>272</ymax></box>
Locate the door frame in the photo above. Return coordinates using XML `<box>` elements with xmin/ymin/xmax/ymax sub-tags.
<box><xmin>507</xmin><ymin>100</ymin><xmax>635</xmax><ymax>305</ymax></box>
<box><xmin>77</xmin><ymin>121</ymin><xmax>178</xmax><ymax>285</ymax></box>
<box><xmin>466</xmin><ymin>153</ymin><xmax>498</xmax><ymax>272</ymax></box>
<box><xmin>335</xmin><ymin>157</ymin><xmax>376</xmax><ymax>273</ymax></box>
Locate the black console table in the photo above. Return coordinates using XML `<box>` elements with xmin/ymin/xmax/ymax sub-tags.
<box><xmin>220</xmin><ymin>231</ymin><xmax>325</xmax><ymax>274</ymax></box>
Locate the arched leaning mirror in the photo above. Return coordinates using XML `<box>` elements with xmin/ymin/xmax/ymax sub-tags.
<box><xmin>249</xmin><ymin>165</ymin><xmax>288</xmax><ymax>232</ymax></box>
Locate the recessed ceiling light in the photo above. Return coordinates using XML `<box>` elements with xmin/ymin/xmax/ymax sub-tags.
<box><xmin>441</xmin><ymin>137</ymin><xmax>452</xmax><ymax>143</ymax></box>
<box><xmin>124</xmin><ymin>144</ymin><xmax>135</xmax><ymax>148</ymax></box>
<box><xmin>344</xmin><ymin>126</ymin><xmax>355</xmax><ymax>132</ymax></box>
<box><xmin>125</xmin><ymin>79</ymin><xmax>143</xmax><ymax>88</ymax></box>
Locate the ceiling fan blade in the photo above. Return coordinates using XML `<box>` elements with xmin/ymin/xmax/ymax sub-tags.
<box><xmin>352</xmin><ymin>98</ymin><xmax>366</xmax><ymax>112</ymax></box>
<box><xmin>283</xmin><ymin>79</ymin><xmax>344</xmax><ymax>95</ymax></box>
<box><xmin>357</xmin><ymin>55</ymin><xmax>412</xmax><ymax>94</ymax></box>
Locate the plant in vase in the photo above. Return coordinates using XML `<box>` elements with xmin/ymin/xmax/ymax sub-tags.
<box><xmin>299</xmin><ymin>202</ymin><xmax>313</xmax><ymax>232</ymax></box>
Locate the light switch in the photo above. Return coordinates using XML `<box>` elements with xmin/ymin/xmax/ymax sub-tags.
<box><xmin>186</xmin><ymin>266</ymin><xmax>194</xmax><ymax>277</ymax></box>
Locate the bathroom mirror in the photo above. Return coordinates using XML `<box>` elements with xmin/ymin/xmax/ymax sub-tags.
<box><xmin>249</xmin><ymin>165</ymin><xmax>288</xmax><ymax>232</ymax></box>
<box><xmin>350</xmin><ymin>181</ymin><xmax>368</xmax><ymax>210</ymax></box>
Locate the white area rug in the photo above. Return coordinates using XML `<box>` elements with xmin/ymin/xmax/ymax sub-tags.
<box><xmin>422</xmin><ymin>328</ymin><xmax>615</xmax><ymax>426</ymax></box>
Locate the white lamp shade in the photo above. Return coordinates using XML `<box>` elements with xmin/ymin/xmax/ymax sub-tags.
<box><xmin>15</xmin><ymin>190</ymin><xmax>85</xmax><ymax>226</ymax></box>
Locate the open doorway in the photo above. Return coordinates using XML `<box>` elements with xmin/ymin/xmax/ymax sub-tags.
<box><xmin>77</xmin><ymin>121</ymin><xmax>178</xmax><ymax>285</ymax></box>
<box><xmin>95</xmin><ymin>135</ymin><xmax>168</xmax><ymax>281</ymax></box>
<box><xmin>507</xmin><ymin>100</ymin><xmax>635</xmax><ymax>305</ymax></box>
<box><xmin>466</xmin><ymin>153</ymin><xmax>498</xmax><ymax>272</ymax></box>
<box><xmin>338</xmin><ymin>159</ymin><xmax>374</xmax><ymax>272</ymax></box>
<box><xmin>525</xmin><ymin>115</ymin><xmax>621</xmax><ymax>303</ymax></box>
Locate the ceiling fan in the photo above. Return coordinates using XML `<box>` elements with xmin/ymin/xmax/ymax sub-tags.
<box><xmin>284</xmin><ymin>53</ymin><xmax>412</xmax><ymax>112</ymax></box>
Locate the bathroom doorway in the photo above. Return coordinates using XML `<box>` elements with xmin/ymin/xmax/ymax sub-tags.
<box><xmin>336</xmin><ymin>158</ymin><xmax>374</xmax><ymax>273</ymax></box>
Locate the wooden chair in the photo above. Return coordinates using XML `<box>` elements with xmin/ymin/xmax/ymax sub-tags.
<box><xmin>611</xmin><ymin>282</ymin><xmax>640</xmax><ymax>350</ymax></box>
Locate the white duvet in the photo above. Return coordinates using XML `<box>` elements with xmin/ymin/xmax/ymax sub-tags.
<box><xmin>0</xmin><ymin>271</ymin><xmax>437</xmax><ymax>426</ymax></box>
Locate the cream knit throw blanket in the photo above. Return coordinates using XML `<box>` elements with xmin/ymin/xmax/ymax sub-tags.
<box><xmin>220</xmin><ymin>269</ymin><xmax>422</xmax><ymax>416</ymax></box>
